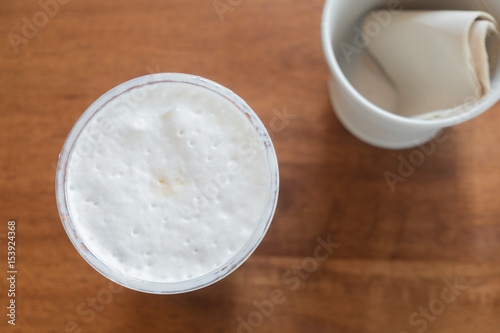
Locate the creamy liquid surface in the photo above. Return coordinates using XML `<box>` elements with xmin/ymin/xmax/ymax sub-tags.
<box><xmin>66</xmin><ymin>81</ymin><xmax>270</xmax><ymax>282</ymax></box>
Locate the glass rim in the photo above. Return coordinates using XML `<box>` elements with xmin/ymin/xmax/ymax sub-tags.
<box><xmin>55</xmin><ymin>73</ymin><xmax>279</xmax><ymax>294</ymax></box>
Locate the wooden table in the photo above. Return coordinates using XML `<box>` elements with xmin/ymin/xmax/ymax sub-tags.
<box><xmin>1</xmin><ymin>1</ymin><xmax>500</xmax><ymax>332</ymax></box>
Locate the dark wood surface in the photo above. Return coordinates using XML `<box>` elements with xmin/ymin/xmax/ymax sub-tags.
<box><xmin>1</xmin><ymin>0</ymin><xmax>500</xmax><ymax>332</ymax></box>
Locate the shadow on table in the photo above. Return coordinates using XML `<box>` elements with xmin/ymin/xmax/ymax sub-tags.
<box><xmin>107</xmin><ymin>278</ymin><xmax>238</xmax><ymax>333</ymax></box>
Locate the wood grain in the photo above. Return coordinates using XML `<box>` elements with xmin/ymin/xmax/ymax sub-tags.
<box><xmin>1</xmin><ymin>0</ymin><xmax>500</xmax><ymax>332</ymax></box>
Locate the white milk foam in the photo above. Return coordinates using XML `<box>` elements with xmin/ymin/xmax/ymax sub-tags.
<box><xmin>66</xmin><ymin>81</ymin><xmax>270</xmax><ymax>283</ymax></box>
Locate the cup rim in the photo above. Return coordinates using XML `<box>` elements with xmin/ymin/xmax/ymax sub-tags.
<box><xmin>320</xmin><ymin>0</ymin><xmax>500</xmax><ymax>128</ymax></box>
<box><xmin>55</xmin><ymin>73</ymin><xmax>280</xmax><ymax>294</ymax></box>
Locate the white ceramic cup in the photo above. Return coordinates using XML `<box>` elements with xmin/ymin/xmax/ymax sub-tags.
<box><xmin>321</xmin><ymin>0</ymin><xmax>500</xmax><ymax>149</ymax></box>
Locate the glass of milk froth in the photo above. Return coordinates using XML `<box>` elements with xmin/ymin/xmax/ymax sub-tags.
<box><xmin>56</xmin><ymin>73</ymin><xmax>279</xmax><ymax>294</ymax></box>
